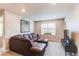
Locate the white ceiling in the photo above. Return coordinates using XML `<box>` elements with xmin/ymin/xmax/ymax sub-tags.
<box><xmin>0</xmin><ymin>3</ymin><xmax>76</xmax><ymax>21</ymax></box>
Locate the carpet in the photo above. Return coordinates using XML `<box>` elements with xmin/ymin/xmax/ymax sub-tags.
<box><xmin>44</xmin><ymin>42</ymin><xmax>65</xmax><ymax>56</ymax></box>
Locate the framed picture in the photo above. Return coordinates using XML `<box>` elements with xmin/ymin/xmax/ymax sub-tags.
<box><xmin>20</xmin><ymin>20</ymin><xmax>30</xmax><ymax>33</ymax></box>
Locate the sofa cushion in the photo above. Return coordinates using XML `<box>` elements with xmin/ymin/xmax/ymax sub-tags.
<box><xmin>30</xmin><ymin>41</ymin><xmax>38</xmax><ymax>47</ymax></box>
<box><xmin>23</xmin><ymin>34</ymin><xmax>30</xmax><ymax>40</ymax></box>
<box><xmin>32</xmin><ymin>43</ymin><xmax>46</xmax><ymax>51</ymax></box>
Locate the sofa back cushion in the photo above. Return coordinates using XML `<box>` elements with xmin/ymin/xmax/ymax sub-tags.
<box><xmin>11</xmin><ymin>35</ymin><xmax>24</xmax><ymax>40</ymax></box>
<box><xmin>23</xmin><ymin>34</ymin><xmax>30</xmax><ymax>40</ymax></box>
<box><xmin>26</xmin><ymin>33</ymin><xmax>40</xmax><ymax>41</ymax></box>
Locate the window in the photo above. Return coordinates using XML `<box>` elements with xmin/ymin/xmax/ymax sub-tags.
<box><xmin>41</xmin><ymin>23</ymin><xmax>56</xmax><ymax>35</ymax></box>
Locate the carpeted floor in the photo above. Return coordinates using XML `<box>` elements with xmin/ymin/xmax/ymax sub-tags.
<box><xmin>44</xmin><ymin>42</ymin><xmax>65</xmax><ymax>56</ymax></box>
<box><xmin>0</xmin><ymin>42</ymin><xmax>66</xmax><ymax>56</ymax></box>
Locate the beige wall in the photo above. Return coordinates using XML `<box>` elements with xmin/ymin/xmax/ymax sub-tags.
<box><xmin>35</xmin><ymin>18</ymin><xmax>64</xmax><ymax>42</ymax></box>
<box><xmin>4</xmin><ymin>10</ymin><xmax>22</xmax><ymax>38</ymax></box>
<box><xmin>3</xmin><ymin>10</ymin><xmax>23</xmax><ymax>50</ymax></box>
<box><xmin>65</xmin><ymin>4</ymin><xmax>79</xmax><ymax>38</ymax></box>
<box><xmin>65</xmin><ymin>4</ymin><xmax>79</xmax><ymax>50</ymax></box>
<box><xmin>3</xmin><ymin>10</ymin><xmax>35</xmax><ymax>51</ymax></box>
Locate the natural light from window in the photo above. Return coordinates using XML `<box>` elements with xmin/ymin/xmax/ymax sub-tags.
<box><xmin>41</xmin><ymin>23</ymin><xmax>56</xmax><ymax>35</ymax></box>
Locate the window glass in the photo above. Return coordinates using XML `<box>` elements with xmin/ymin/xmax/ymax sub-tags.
<box><xmin>41</xmin><ymin>23</ymin><xmax>56</xmax><ymax>35</ymax></box>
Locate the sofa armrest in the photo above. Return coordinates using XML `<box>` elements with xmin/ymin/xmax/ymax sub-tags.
<box><xmin>29</xmin><ymin>47</ymin><xmax>43</xmax><ymax>56</ymax></box>
<box><xmin>30</xmin><ymin>47</ymin><xmax>42</xmax><ymax>51</ymax></box>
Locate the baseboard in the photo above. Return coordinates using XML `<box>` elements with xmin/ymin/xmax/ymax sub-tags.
<box><xmin>6</xmin><ymin>49</ymin><xmax>9</xmax><ymax>52</ymax></box>
<box><xmin>1</xmin><ymin>48</ymin><xmax>9</xmax><ymax>52</ymax></box>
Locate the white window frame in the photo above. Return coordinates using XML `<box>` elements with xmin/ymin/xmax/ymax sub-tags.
<box><xmin>41</xmin><ymin>23</ymin><xmax>56</xmax><ymax>35</ymax></box>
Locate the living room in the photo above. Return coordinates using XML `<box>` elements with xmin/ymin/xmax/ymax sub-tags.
<box><xmin>0</xmin><ymin>3</ymin><xmax>79</xmax><ymax>56</ymax></box>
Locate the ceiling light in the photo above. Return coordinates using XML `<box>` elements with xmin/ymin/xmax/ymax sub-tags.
<box><xmin>51</xmin><ymin>3</ymin><xmax>56</xmax><ymax>5</ymax></box>
<box><xmin>22</xmin><ymin>9</ymin><xmax>26</xmax><ymax>12</ymax></box>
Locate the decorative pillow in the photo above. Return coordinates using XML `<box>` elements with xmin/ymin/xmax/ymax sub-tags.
<box><xmin>28</xmin><ymin>34</ymin><xmax>33</xmax><ymax>40</ymax></box>
<box><xmin>33</xmin><ymin>34</ymin><xmax>37</xmax><ymax>38</ymax></box>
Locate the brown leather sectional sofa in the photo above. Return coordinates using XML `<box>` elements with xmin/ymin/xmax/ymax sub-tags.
<box><xmin>9</xmin><ymin>33</ymin><xmax>48</xmax><ymax>56</ymax></box>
